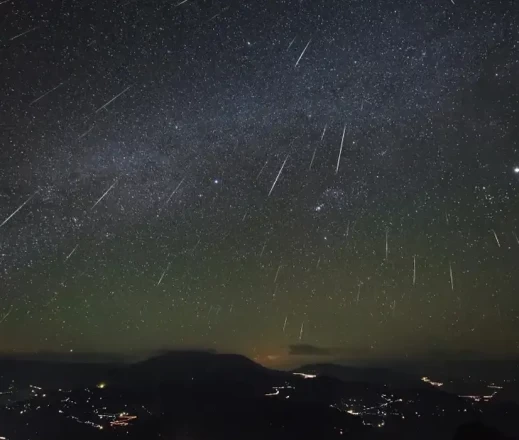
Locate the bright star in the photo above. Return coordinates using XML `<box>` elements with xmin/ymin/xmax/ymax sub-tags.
<box><xmin>514</xmin><ymin>167</ymin><xmax>519</xmax><ymax>174</ymax></box>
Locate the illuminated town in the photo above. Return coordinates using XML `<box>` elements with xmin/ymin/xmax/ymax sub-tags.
<box><xmin>421</xmin><ymin>376</ymin><xmax>444</xmax><ymax>388</ymax></box>
<box><xmin>1</xmin><ymin>358</ymin><xmax>517</xmax><ymax>440</ymax></box>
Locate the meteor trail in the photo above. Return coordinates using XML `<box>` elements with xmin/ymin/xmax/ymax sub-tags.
<box><xmin>385</xmin><ymin>228</ymin><xmax>389</xmax><ymax>260</ymax></box>
<box><xmin>268</xmin><ymin>154</ymin><xmax>289</xmax><ymax>196</ymax></box>
<box><xmin>91</xmin><ymin>180</ymin><xmax>118</xmax><ymax>210</ymax></box>
<box><xmin>295</xmin><ymin>39</ymin><xmax>312</xmax><ymax>67</ymax></box>
<box><xmin>65</xmin><ymin>245</ymin><xmax>79</xmax><ymax>262</ymax></box>
<box><xmin>10</xmin><ymin>26</ymin><xmax>38</xmax><ymax>41</ymax></box>
<box><xmin>309</xmin><ymin>122</ymin><xmax>328</xmax><ymax>170</ymax></box>
<box><xmin>274</xmin><ymin>264</ymin><xmax>282</xmax><ymax>283</ymax></box>
<box><xmin>491</xmin><ymin>229</ymin><xmax>501</xmax><ymax>248</ymax></box>
<box><xmin>0</xmin><ymin>191</ymin><xmax>38</xmax><ymax>228</ymax></box>
<box><xmin>166</xmin><ymin>177</ymin><xmax>186</xmax><ymax>204</ymax></box>
<box><xmin>95</xmin><ymin>86</ymin><xmax>131</xmax><ymax>113</ymax></box>
<box><xmin>256</xmin><ymin>160</ymin><xmax>268</xmax><ymax>181</ymax></box>
<box><xmin>157</xmin><ymin>263</ymin><xmax>171</xmax><ymax>286</ymax></box>
<box><xmin>191</xmin><ymin>238</ymin><xmax>201</xmax><ymax>255</ymax></box>
<box><xmin>208</xmin><ymin>7</ymin><xmax>229</xmax><ymax>21</ymax></box>
<box><xmin>0</xmin><ymin>306</ymin><xmax>13</xmax><ymax>325</ymax></box>
<box><xmin>309</xmin><ymin>148</ymin><xmax>317</xmax><ymax>170</ymax></box>
<box><xmin>79</xmin><ymin>125</ymin><xmax>95</xmax><ymax>139</ymax></box>
<box><xmin>321</xmin><ymin>124</ymin><xmax>327</xmax><ymax>141</ymax></box>
<box><xmin>30</xmin><ymin>82</ymin><xmax>66</xmax><ymax>105</ymax></box>
<box><xmin>260</xmin><ymin>242</ymin><xmax>267</xmax><ymax>257</ymax></box>
<box><xmin>336</xmin><ymin>125</ymin><xmax>346</xmax><ymax>174</ymax></box>
<box><xmin>413</xmin><ymin>255</ymin><xmax>416</xmax><ymax>286</ymax></box>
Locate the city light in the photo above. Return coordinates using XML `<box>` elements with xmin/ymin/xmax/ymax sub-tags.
<box><xmin>265</xmin><ymin>389</ymin><xmax>280</xmax><ymax>396</ymax></box>
<box><xmin>110</xmin><ymin>413</ymin><xmax>138</xmax><ymax>427</ymax></box>
<box><xmin>1</xmin><ymin>372</ymin><xmax>510</xmax><ymax>438</ymax></box>
<box><xmin>460</xmin><ymin>391</ymin><xmax>497</xmax><ymax>402</ymax></box>
<box><xmin>292</xmin><ymin>373</ymin><xmax>317</xmax><ymax>379</ymax></box>
<box><xmin>421</xmin><ymin>376</ymin><xmax>443</xmax><ymax>387</ymax></box>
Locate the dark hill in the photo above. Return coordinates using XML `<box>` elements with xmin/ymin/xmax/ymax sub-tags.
<box><xmin>107</xmin><ymin>350</ymin><xmax>285</xmax><ymax>391</ymax></box>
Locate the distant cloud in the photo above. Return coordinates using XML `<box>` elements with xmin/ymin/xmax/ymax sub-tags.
<box><xmin>288</xmin><ymin>344</ymin><xmax>332</xmax><ymax>356</ymax></box>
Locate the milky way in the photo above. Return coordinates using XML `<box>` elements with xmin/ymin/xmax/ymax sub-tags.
<box><xmin>0</xmin><ymin>0</ymin><xmax>518</xmax><ymax>363</ymax></box>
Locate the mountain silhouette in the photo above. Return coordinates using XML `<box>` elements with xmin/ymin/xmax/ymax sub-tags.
<box><xmin>107</xmin><ymin>350</ymin><xmax>283</xmax><ymax>390</ymax></box>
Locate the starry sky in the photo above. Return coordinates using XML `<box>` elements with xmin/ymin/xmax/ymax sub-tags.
<box><xmin>0</xmin><ymin>0</ymin><xmax>518</xmax><ymax>364</ymax></box>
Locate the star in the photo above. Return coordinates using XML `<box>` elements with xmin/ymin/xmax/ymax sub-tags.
<box><xmin>0</xmin><ymin>0</ymin><xmax>516</xmax><ymax>364</ymax></box>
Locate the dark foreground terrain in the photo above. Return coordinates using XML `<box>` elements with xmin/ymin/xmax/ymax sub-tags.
<box><xmin>1</xmin><ymin>351</ymin><xmax>518</xmax><ymax>439</ymax></box>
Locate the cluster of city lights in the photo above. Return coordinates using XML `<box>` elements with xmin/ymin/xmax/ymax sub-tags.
<box><xmin>421</xmin><ymin>377</ymin><xmax>444</xmax><ymax>388</ymax></box>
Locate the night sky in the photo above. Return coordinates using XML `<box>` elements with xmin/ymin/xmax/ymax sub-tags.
<box><xmin>0</xmin><ymin>0</ymin><xmax>518</xmax><ymax>364</ymax></box>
